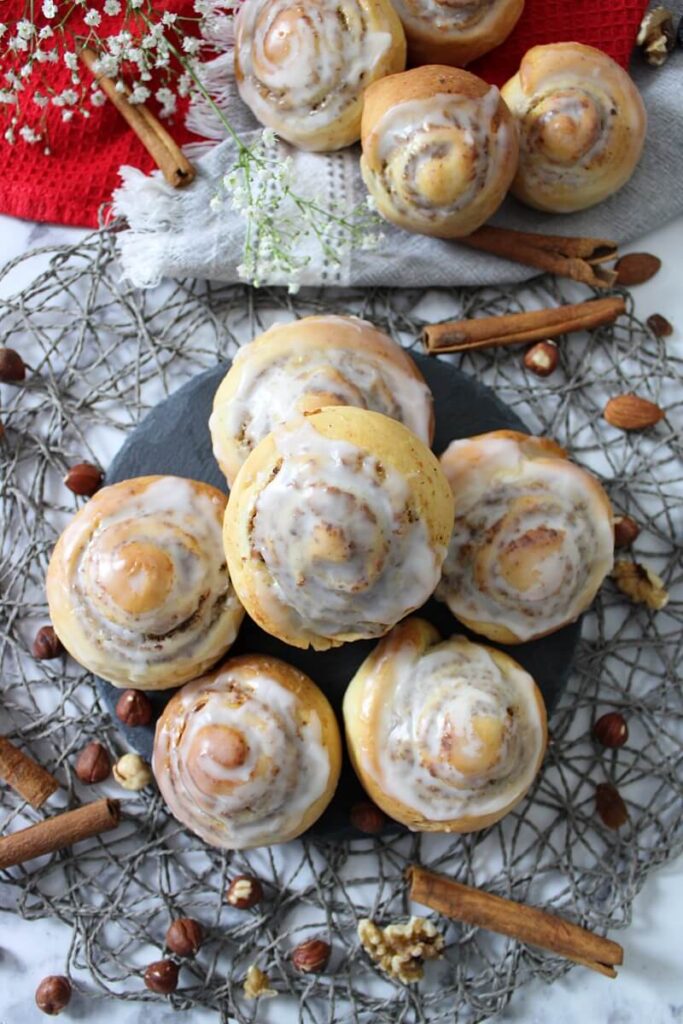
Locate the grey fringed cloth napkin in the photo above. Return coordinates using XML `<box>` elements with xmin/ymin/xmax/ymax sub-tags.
<box><xmin>113</xmin><ymin>42</ymin><xmax>683</xmax><ymax>290</ymax></box>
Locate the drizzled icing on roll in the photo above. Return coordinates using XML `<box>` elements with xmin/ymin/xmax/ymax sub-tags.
<box><xmin>224</xmin><ymin>407</ymin><xmax>454</xmax><ymax>650</ymax></box>
<box><xmin>501</xmin><ymin>43</ymin><xmax>646</xmax><ymax>213</ymax></box>
<box><xmin>153</xmin><ymin>657</ymin><xmax>340</xmax><ymax>849</ymax></box>
<box><xmin>46</xmin><ymin>476</ymin><xmax>244</xmax><ymax>689</ymax></box>
<box><xmin>437</xmin><ymin>432</ymin><xmax>614</xmax><ymax>643</ymax></box>
<box><xmin>209</xmin><ymin>315</ymin><xmax>433</xmax><ymax>486</ymax></box>
<box><xmin>361</xmin><ymin>66</ymin><xmax>518</xmax><ymax>238</ymax></box>
<box><xmin>343</xmin><ymin>619</ymin><xmax>547</xmax><ymax>831</ymax></box>
<box><xmin>234</xmin><ymin>0</ymin><xmax>406</xmax><ymax>151</ymax></box>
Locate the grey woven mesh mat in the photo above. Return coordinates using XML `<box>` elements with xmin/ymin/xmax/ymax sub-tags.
<box><xmin>0</xmin><ymin>227</ymin><xmax>681</xmax><ymax>1023</ymax></box>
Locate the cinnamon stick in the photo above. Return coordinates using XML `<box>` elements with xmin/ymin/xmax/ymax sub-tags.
<box><xmin>408</xmin><ymin>866</ymin><xmax>623</xmax><ymax>978</ymax></box>
<box><xmin>0</xmin><ymin>798</ymin><xmax>121</xmax><ymax>870</ymax></box>
<box><xmin>461</xmin><ymin>227</ymin><xmax>618</xmax><ymax>288</ymax></box>
<box><xmin>79</xmin><ymin>48</ymin><xmax>195</xmax><ymax>189</ymax></box>
<box><xmin>0</xmin><ymin>736</ymin><xmax>59</xmax><ymax>809</ymax></box>
<box><xmin>423</xmin><ymin>296</ymin><xmax>626</xmax><ymax>354</ymax></box>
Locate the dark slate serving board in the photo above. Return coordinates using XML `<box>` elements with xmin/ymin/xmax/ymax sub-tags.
<box><xmin>101</xmin><ymin>354</ymin><xmax>580</xmax><ymax>839</ymax></box>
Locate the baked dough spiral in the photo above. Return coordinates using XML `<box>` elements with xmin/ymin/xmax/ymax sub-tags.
<box><xmin>501</xmin><ymin>43</ymin><xmax>647</xmax><ymax>213</ymax></box>
<box><xmin>391</xmin><ymin>0</ymin><xmax>524</xmax><ymax>67</ymax></box>
<box><xmin>234</xmin><ymin>0</ymin><xmax>406</xmax><ymax>151</ymax></box>
<box><xmin>209</xmin><ymin>315</ymin><xmax>434</xmax><ymax>487</ymax></box>
<box><xmin>360</xmin><ymin>65</ymin><xmax>519</xmax><ymax>238</ymax></box>
<box><xmin>223</xmin><ymin>407</ymin><xmax>454</xmax><ymax>650</ymax></box>
<box><xmin>343</xmin><ymin>618</ymin><xmax>547</xmax><ymax>832</ymax></box>
<box><xmin>437</xmin><ymin>431</ymin><xmax>614</xmax><ymax>643</ymax></box>
<box><xmin>46</xmin><ymin>476</ymin><xmax>244</xmax><ymax>690</ymax></box>
<box><xmin>153</xmin><ymin>655</ymin><xmax>342</xmax><ymax>849</ymax></box>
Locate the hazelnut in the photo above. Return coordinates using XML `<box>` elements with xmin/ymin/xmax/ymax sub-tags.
<box><xmin>116</xmin><ymin>689</ymin><xmax>153</xmax><ymax>727</ymax></box>
<box><xmin>75</xmin><ymin>741</ymin><xmax>112</xmax><ymax>784</ymax></box>
<box><xmin>143</xmin><ymin>959</ymin><xmax>179</xmax><ymax>994</ymax></box>
<box><xmin>165</xmin><ymin>917</ymin><xmax>203</xmax><ymax>957</ymax></box>
<box><xmin>35</xmin><ymin>975</ymin><xmax>72</xmax><ymax>1015</ymax></box>
<box><xmin>613</xmin><ymin>515</ymin><xmax>640</xmax><ymax>548</ymax></box>
<box><xmin>226</xmin><ymin>874</ymin><xmax>263</xmax><ymax>909</ymax></box>
<box><xmin>523</xmin><ymin>340</ymin><xmax>559</xmax><ymax>377</ymax></box>
<box><xmin>32</xmin><ymin>625</ymin><xmax>63</xmax><ymax>660</ymax></box>
<box><xmin>595</xmin><ymin>782</ymin><xmax>629</xmax><ymax>830</ymax></box>
<box><xmin>0</xmin><ymin>347</ymin><xmax>26</xmax><ymax>384</ymax></box>
<box><xmin>291</xmin><ymin>938</ymin><xmax>331</xmax><ymax>974</ymax></box>
<box><xmin>63</xmin><ymin>461</ymin><xmax>103</xmax><ymax>497</ymax></box>
<box><xmin>113</xmin><ymin>752</ymin><xmax>153</xmax><ymax>790</ymax></box>
<box><xmin>593</xmin><ymin>713</ymin><xmax>629</xmax><ymax>749</ymax></box>
<box><xmin>350</xmin><ymin>800</ymin><xmax>386</xmax><ymax>835</ymax></box>
<box><xmin>646</xmin><ymin>313</ymin><xmax>673</xmax><ymax>338</ymax></box>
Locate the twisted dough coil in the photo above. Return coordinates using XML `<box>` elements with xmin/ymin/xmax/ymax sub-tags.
<box><xmin>46</xmin><ymin>476</ymin><xmax>244</xmax><ymax>690</ymax></box>
<box><xmin>209</xmin><ymin>314</ymin><xmax>434</xmax><ymax>487</ymax></box>
<box><xmin>223</xmin><ymin>407</ymin><xmax>454</xmax><ymax>650</ymax></box>
<box><xmin>234</xmin><ymin>0</ymin><xmax>406</xmax><ymax>151</ymax></box>
<box><xmin>360</xmin><ymin>65</ymin><xmax>519</xmax><ymax>238</ymax></box>
<box><xmin>437</xmin><ymin>431</ymin><xmax>614</xmax><ymax>644</ymax></box>
<box><xmin>391</xmin><ymin>0</ymin><xmax>524</xmax><ymax>67</ymax></box>
<box><xmin>343</xmin><ymin>618</ymin><xmax>547</xmax><ymax>832</ymax></box>
<box><xmin>501</xmin><ymin>43</ymin><xmax>647</xmax><ymax>213</ymax></box>
<box><xmin>153</xmin><ymin>655</ymin><xmax>342</xmax><ymax>849</ymax></box>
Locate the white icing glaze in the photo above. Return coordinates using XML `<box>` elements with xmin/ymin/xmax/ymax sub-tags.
<box><xmin>248</xmin><ymin>420</ymin><xmax>444</xmax><ymax>639</ymax></box>
<box><xmin>392</xmin><ymin>0</ymin><xmax>503</xmax><ymax>34</ymax></box>
<box><xmin>209</xmin><ymin>316</ymin><xmax>432</xmax><ymax>476</ymax></box>
<box><xmin>153</xmin><ymin>663</ymin><xmax>332</xmax><ymax>848</ymax></box>
<box><xmin>364</xmin><ymin>88</ymin><xmax>511</xmax><ymax>228</ymax></box>
<box><xmin>365</xmin><ymin>635</ymin><xmax>544</xmax><ymax>821</ymax></box>
<box><xmin>437</xmin><ymin>437</ymin><xmax>614</xmax><ymax>640</ymax></box>
<box><xmin>54</xmin><ymin>478</ymin><xmax>242</xmax><ymax>684</ymax></box>
<box><xmin>235</xmin><ymin>0</ymin><xmax>397</xmax><ymax>148</ymax></box>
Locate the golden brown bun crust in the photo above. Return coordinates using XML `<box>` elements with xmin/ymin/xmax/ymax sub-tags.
<box><xmin>343</xmin><ymin>618</ymin><xmax>548</xmax><ymax>832</ymax></box>
<box><xmin>224</xmin><ymin>407</ymin><xmax>454</xmax><ymax>650</ymax></box>
<box><xmin>398</xmin><ymin>0</ymin><xmax>525</xmax><ymax>67</ymax></box>
<box><xmin>46</xmin><ymin>475</ymin><xmax>244</xmax><ymax>690</ymax></box>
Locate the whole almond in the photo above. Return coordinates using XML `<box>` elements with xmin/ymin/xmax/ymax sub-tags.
<box><xmin>603</xmin><ymin>394</ymin><xmax>664</xmax><ymax>431</ymax></box>
<box><xmin>64</xmin><ymin>462</ymin><xmax>103</xmax><ymax>497</ymax></box>
<box><xmin>350</xmin><ymin>801</ymin><xmax>386</xmax><ymax>835</ymax></box>
<box><xmin>595</xmin><ymin>782</ymin><xmax>629</xmax><ymax>830</ymax></box>
<box><xmin>646</xmin><ymin>313</ymin><xmax>673</xmax><ymax>338</ymax></box>
<box><xmin>614</xmin><ymin>253</ymin><xmax>661</xmax><ymax>286</ymax></box>
<box><xmin>0</xmin><ymin>347</ymin><xmax>26</xmax><ymax>384</ymax></box>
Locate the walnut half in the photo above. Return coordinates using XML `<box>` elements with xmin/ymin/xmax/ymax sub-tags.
<box><xmin>613</xmin><ymin>560</ymin><xmax>669</xmax><ymax>610</ymax></box>
<box><xmin>358</xmin><ymin>916</ymin><xmax>444</xmax><ymax>984</ymax></box>
<box><xmin>243</xmin><ymin>965</ymin><xmax>277</xmax><ymax>1000</ymax></box>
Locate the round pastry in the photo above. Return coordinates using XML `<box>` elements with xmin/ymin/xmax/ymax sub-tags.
<box><xmin>209</xmin><ymin>315</ymin><xmax>434</xmax><ymax>487</ymax></box>
<box><xmin>46</xmin><ymin>476</ymin><xmax>244</xmax><ymax>690</ymax></box>
<box><xmin>501</xmin><ymin>43</ymin><xmax>647</xmax><ymax>213</ymax></box>
<box><xmin>153</xmin><ymin>655</ymin><xmax>342</xmax><ymax>849</ymax></box>
<box><xmin>391</xmin><ymin>0</ymin><xmax>524</xmax><ymax>67</ymax></box>
<box><xmin>437</xmin><ymin>430</ymin><xmax>614</xmax><ymax>643</ymax></box>
<box><xmin>234</xmin><ymin>0</ymin><xmax>406</xmax><ymax>152</ymax></box>
<box><xmin>223</xmin><ymin>407</ymin><xmax>454</xmax><ymax>650</ymax></box>
<box><xmin>343</xmin><ymin>618</ymin><xmax>547</xmax><ymax>832</ymax></box>
<box><xmin>360</xmin><ymin>65</ymin><xmax>519</xmax><ymax>238</ymax></box>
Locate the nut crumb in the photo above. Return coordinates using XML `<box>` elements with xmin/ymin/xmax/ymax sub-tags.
<box><xmin>613</xmin><ymin>560</ymin><xmax>669</xmax><ymax>610</ymax></box>
<box><xmin>357</xmin><ymin>916</ymin><xmax>444</xmax><ymax>983</ymax></box>
<box><xmin>243</xmin><ymin>965</ymin><xmax>276</xmax><ymax>1000</ymax></box>
<box><xmin>113</xmin><ymin>752</ymin><xmax>154</xmax><ymax>790</ymax></box>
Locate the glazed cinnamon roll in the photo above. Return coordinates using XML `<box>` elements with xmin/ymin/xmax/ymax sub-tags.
<box><xmin>46</xmin><ymin>476</ymin><xmax>244</xmax><ymax>690</ymax></box>
<box><xmin>209</xmin><ymin>315</ymin><xmax>434</xmax><ymax>487</ymax></box>
<box><xmin>223</xmin><ymin>407</ymin><xmax>454</xmax><ymax>650</ymax></box>
<box><xmin>234</xmin><ymin>0</ymin><xmax>406</xmax><ymax>152</ymax></box>
<box><xmin>501</xmin><ymin>43</ymin><xmax>647</xmax><ymax>213</ymax></box>
<box><xmin>392</xmin><ymin>0</ymin><xmax>524</xmax><ymax>67</ymax></box>
<box><xmin>343</xmin><ymin>618</ymin><xmax>547</xmax><ymax>832</ymax></box>
<box><xmin>360</xmin><ymin>66</ymin><xmax>519</xmax><ymax>238</ymax></box>
<box><xmin>153</xmin><ymin>655</ymin><xmax>342</xmax><ymax>848</ymax></box>
<box><xmin>437</xmin><ymin>431</ymin><xmax>614</xmax><ymax>643</ymax></box>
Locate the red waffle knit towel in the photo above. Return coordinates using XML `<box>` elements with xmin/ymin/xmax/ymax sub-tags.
<box><xmin>1</xmin><ymin>0</ymin><xmax>649</xmax><ymax>229</ymax></box>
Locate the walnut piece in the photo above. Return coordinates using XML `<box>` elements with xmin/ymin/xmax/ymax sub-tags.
<box><xmin>637</xmin><ymin>7</ymin><xmax>675</xmax><ymax>66</ymax></box>
<box><xmin>243</xmin><ymin>965</ymin><xmax>277</xmax><ymax>1000</ymax></box>
<box><xmin>113</xmin><ymin>752</ymin><xmax>154</xmax><ymax>790</ymax></box>
<box><xmin>357</xmin><ymin>916</ymin><xmax>444</xmax><ymax>983</ymax></box>
<box><xmin>613</xmin><ymin>560</ymin><xmax>669</xmax><ymax>610</ymax></box>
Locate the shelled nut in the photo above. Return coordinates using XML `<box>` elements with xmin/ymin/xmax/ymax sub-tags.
<box><xmin>143</xmin><ymin>959</ymin><xmax>179</xmax><ymax>994</ymax></box>
<box><xmin>64</xmin><ymin>462</ymin><xmax>103</xmax><ymax>497</ymax></box>
<box><xmin>593</xmin><ymin>713</ymin><xmax>629</xmax><ymax>749</ymax></box>
<box><xmin>613</xmin><ymin>515</ymin><xmax>640</xmax><ymax>548</ymax></box>
<box><xmin>523</xmin><ymin>340</ymin><xmax>559</xmax><ymax>377</ymax></box>
<box><xmin>166</xmin><ymin>918</ymin><xmax>203</xmax><ymax>957</ymax></box>
<box><xmin>0</xmin><ymin>347</ymin><xmax>26</xmax><ymax>383</ymax></box>
<box><xmin>75</xmin><ymin>741</ymin><xmax>112</xmax><ymax>784</ymax></box>
<box><xmin>35</xmin><ymin>975</ymin><xmax>72</xmax><ymax>1015</ymax></box>
<box><xmin>350</xmin><ymin>801</ymin><xmax>386</xmax><ymax>834</ymax></box>
<box><xmin>226</xmin><ymin>874</ymin><xmax>263</xmax><ymax>909</ymax></box>
<box><xmin>116</xmin><ymin>689</ymin><xmax>153</xmax><ymax>727</ymax></box>
<box><xmin>113</xmin><ymin>752</ymin><xmax>153</xmax><ymax>790</ymax></box>
<box><xmin>32</xmin><ymin>625</ymin><xmax>63</xmax><ymax>660</ymax></box>
<box><xmin>291</xmin><ymin>939</ymin><xmax>331</xmax><ymax>974</ymax></box>
<box><xmin>595</xmin><ymin>783</ymin><xmax>629</xmax><ymax>830</ymax></box>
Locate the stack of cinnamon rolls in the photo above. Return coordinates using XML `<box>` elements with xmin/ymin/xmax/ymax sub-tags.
<box><xmin>47</xmin><ymin>312</ymin><xmax>616</xmax><ymax>849</ymax></box>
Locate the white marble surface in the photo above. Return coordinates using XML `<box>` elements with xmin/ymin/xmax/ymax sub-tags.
<box><xmin>0</xmin><ymin>212</ymin><xmax>682</xmax><ymax>1023</ymax></box>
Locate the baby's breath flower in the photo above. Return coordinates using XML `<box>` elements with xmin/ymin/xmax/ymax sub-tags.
<box><xmin>5</xmin><ymin>126</ymin><xmax>16</xmax><ymax>143</ymax></box>
<box><xmin>62</xmin><ymin>109</ymin><xmax>74</xmax><ymax>122</ymax></box>
<box><xmin>0</xmin><ymin>24</ymin><xmax>7</xmax><ymax>39</ymax></box>
<box><xmin>84</xmin><ymin>9</ymin><xmax>101</xmax><ymax>27</ymax></box>
<box><xmin>129</xmin><ymin>0</ymin><xmax>144</xmax><ymax>8</ymax></box>
<box><xmin>90</xmin><ymin>89</ymin><xmax>106</xmax><ymax>106</ymax></box>
<box><xmin>0</xmin><ymin>90</ymin><xmax>15</xmax><ymax>105</ymax></box>
<box><xmin>128</xmin><ymin>83</ymin><xmax>151</xmax><ymax>104</ymax></box>
<box><xmin>33</xmin><ymin>92</ymin><xmax>49</xmax><ymax>107</ymax></box>
<box><xmin>20</xmin><ymin>125</ymin><xmax>41</xmax><ymax>142</ymax></box>
<box><xmin>161</xmin><ymin>11</ymin><xmax>177</xmax><ymax>25</ymax></box>
<box><xmin>93</xmin><ymin>54</ymin><xmax>118</xmax><ymax>77</ymax></box>
<box><xmin>103</xmin><ymin>0</ymin><xmax>121</xmax><ymax>13</ymax></box>
<box><xmin>155</xmin><ymin>86</ymin><xmax>176</xmax><ymax>118</ymax></box>
<box><xmin>182</xmin><ymin>37</ymin><xmax>201</xmax><ymax>55</ymax></box>
<box><xmin>41</xmin><ymin>0</ymin><xmax>58</xmax><ymax>18</ymax></box>
<box><xmin>64</xmin><ymin>51</ymin><xmax>78</xmax><ymax>71</ymax></box>
<box><xmin>38</xmin><ymin>26</ymin><xmax>54</xmax><ymax>39</ymax></box>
